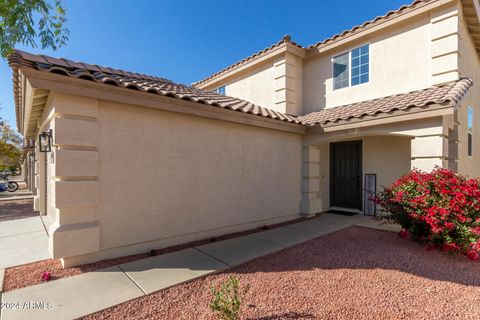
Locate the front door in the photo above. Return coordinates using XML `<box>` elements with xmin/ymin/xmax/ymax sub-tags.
<box><xmin>330</xmin><ymin>140</ymin><xmax>362</xmax><ymax>210</ymax></box>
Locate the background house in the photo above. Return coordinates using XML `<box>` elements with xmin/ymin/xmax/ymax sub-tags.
<box><xmin>9</xmin><ymin>0</ymin><xmax>479</xmax><ymax>267</ymax></box>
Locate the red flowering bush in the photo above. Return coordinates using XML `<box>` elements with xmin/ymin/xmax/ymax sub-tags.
<box><xmin>374</xmin><ymin>167</ymin><xmax>480</xmax><ymax>261</ymax></box>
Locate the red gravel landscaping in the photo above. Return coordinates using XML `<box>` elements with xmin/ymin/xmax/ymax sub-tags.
<box><xmin>2</xmin><ymin>253</ymin><xmax>149</xmax><ymax>292</ymax></box>
<box><xmin>2</xmin><ymin>217</ymin><xmax>307</xmax><ymax>291</ymax></box>
<box><xmin>84</xmin><ymin>226</ymin><xmax>480</xmax><ymax>320</ymax></box>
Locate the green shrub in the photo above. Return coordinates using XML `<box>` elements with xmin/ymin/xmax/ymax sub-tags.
<box><xmin>209</xmin><ymin>276</ymin><xmax>249</xmax><ymax>320</ymax></box>
<box><xmin>374</xmin><ymin>168</ymin><xmax>480</xmax><ymax>260</ymax></box>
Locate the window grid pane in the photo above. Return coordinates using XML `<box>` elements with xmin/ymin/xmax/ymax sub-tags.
<box><xmin>351</xmin><ymin>45</ymin><xmax>369</xmax><ymax>86</ymax></box>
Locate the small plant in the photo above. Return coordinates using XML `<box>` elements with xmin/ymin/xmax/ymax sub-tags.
<box><xmin>209</xmin><ymin>276</ymin><xmax>249</xmax><ymax>320</ymax></box>
<box><xmin>41</xmin><ymin>271</ymin><xmax>51</xmax><ymax>281</ymax></box>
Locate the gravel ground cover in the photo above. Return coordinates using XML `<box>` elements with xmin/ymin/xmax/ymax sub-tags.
<box><xmin>0</xmin><ymin>199</ymin><xmax>36</xmax><ymax>222</ymax></box>
<box><xmin>84</xmin><ymin>226</ymin><xmax>480</xmax><ymax>320</ymax></box>
<box><xmin>2</xmin><ymin>254</ymin><xmax>149</xmax><ymax>291</ymax></box>
<box><xmin>2</xmin><ymin>217</ymin><xmax>306</xmax><ymax>291</ymax></box>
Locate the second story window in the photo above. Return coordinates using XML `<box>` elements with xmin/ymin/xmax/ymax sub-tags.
<box><xmin>351</xmin><ymin>45</ymin><xmax>369</xmax><ymax>86</ymax></box>
<box><xmin>215</xmin><ymin>86</ymin><xmax>226</xmax><ymax>95</ymax></box>
<box><xmin>468</xmin><ymin>107</ymin><xmax>473</xmax><ymax>156</ymax></box>
<box><xmin>333</xmin><ymin>53</ymin><xmax>349</xmax><ymax>90</ymax></box>
<box><xmin>333</xmin><ymin>44</ymin><xmax>370</xmax><ymax>90</ymax></box>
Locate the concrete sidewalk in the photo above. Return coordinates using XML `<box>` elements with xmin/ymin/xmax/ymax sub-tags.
<box><xmin>0</xmin><ymin>214</ymin><xmax>400</xmax><ymax>320</ymax></box>
<box><xmin>0</xmin><ymin>217</ymin><xmax>49</xmax><ymax>269</ymax></box>
<box><xmin>0</xmin><ymin>190</ymin><xmax>33</xmax><ymax>201</ymax></box>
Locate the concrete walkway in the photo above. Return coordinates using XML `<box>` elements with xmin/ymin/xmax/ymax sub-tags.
<box><xmin>0</xmin><ymin>217</ymin><xmax>49</xmax><ymax>269</ymax></box>
<box><xmin>0</xmin><ymin>214</ymin><xmax>400</xmax><ymax>320</ymax></box>
<box><xmin>0</xmin><ymin>190</ymin><xmax>33</xmax><ymax>201</ymax></box>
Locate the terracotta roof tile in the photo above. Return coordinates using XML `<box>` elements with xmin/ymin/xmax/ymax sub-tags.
<box><xmin>8</xmin><ymin>50</ymin><xmax>301</xmax><ymax>132</ymax></box>
<box><xmin>193</xmin><ymin>35</ymin><xmax>304</xmax><ymax>87</ymax></box>
<box><xmin>8</xmin><ymin>49</ymin><xmax>473</xmax><ymax>134</ymax></box>
<box><xmin>298</xmin><ymin>78</ymin><xmax>473</xmax><ymax>126</ymax></box>
<box><xmin>194</xmin><ymin>1</ymin><xmax>438</xmax><ymax>87</ymax></box>
<box><xmin>311</xmin><ymin>0</ymin><xmax>435</xmax><ymax>50</ymax></box>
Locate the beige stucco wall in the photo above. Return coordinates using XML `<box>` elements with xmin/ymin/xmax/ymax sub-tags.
<box><xmin>195</xmin><ymin>3</ymin><xmax>460</xmax><ymax>117</ymax></box>
<box><xmin>457</xmin><ymin>10</ymin><xmax>480</xmax><ymax>178</ymax></box>
<box><xmin>202</xmin><ymin>51</ymin><xmax>305</xmax><ymax>116</ymax></box>
<box><xmin>223</xmin><ymin>62</ymin><xmax>276</xmax><ymax>111</ymax></box>
<box><xmin>45</xmin><ymin>129</ymin><xmax>56</xmax><ymax>228</ymax></box>
<box><xmin>33</xmin><ymin>97</ymin><xmax>57</xmax><ymax>228</ymax></box>
<box><xmin>197</xmin><ymin>43</ymin><xmax>305</xmax><ymax>116</ymax></box>
<box><xmin>363</xmin><ymin>136</ymin><xmax>412</xmax><ymax>188</ymax></box>
<box><xmin>303</xmin><ymin>14</ymin><xmax>433</xmax><ymax>113</ymax></box>
<box><xmin>94</xmin><ymin>100</ymin><xmax>302</xmax><ymax>252</ymax></box>
<box><xmin>316</xmin><ymin>136</ymin><xmax>411</xmax><ymax>212</ymax></box>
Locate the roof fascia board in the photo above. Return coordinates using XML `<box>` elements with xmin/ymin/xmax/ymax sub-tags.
<box><xmin>306</xmin><ymin>0</ymin><xmax>456</xmax><ymax>58</ymax></box>
<box><xmin>196</xmin><ymin>42</ymin><xmax>305</xmax><ymax>89</ymax></box>
<box><xmin>303</xmin><ymin>117</ymin><xmax>444</xmax><ymax>146</ymax></box>
<box><xmin>317</xmin><ymin>105</ymin><xmax>453</xmax><ymax>132</ymax></box>
<box><xmin>23</xmin><ymin>75</ymin><xmax>34</xmax><ymax>137</ymax></box>
<box><xmin>21</xmin><ymin>69</ymin><xmax>305</xmax><ymax>135</ymax></box>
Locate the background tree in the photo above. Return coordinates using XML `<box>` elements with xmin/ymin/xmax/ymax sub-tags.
<box><xmin>0</xmin><ymin>0</ymin><xmax>69</xmax><ymax>171</ymax></box>
<box><xmin>0</xmin><ymin>119</ymin><xmax>22</xmax><ymax>171</ymax></box>
<box><xmin>0</xmin><ymin>0</ymin><xmax>69</xmax><ymax>58</ymax></box>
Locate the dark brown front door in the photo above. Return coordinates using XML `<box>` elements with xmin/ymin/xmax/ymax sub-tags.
<box><xmin>330</xmin><ymin>140</ymin><xmax>362</xmax><ymax>210</ymax></box>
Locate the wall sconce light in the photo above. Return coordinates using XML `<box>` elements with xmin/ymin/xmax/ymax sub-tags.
<box><xmin>39</xmin><ymin>130</ymin><xmax>53</xmax><ymax>153</ymax></box>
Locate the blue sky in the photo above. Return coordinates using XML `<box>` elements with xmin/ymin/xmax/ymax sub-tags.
<box><xmin>0</xmin><ymin>0</ymin><xmax>410</xmax><ymax>127</ymax></box>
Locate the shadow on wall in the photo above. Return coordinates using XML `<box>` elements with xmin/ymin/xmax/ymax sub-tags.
<box><xmin>228</xmin><ymin>226</ymin><xmax>480</xmax><ymax>287</ymax></box>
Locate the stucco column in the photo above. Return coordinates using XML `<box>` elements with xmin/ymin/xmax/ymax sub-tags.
<box><xmin>33</xmin><ymin>144</ymin><xmax>42</xmax><ymax>212</ymax></box>
<box><xmin>430</xmin><ymin>5</ymin><xmax>461</xmax><ymax>85</ymax></box>
<box><xmin>30</xmin><ymin>153</ymin><xmax>37</xmax><ymax>195</ymax></box>
<box><xmin>47</xmin><ymin>94</ymin><xmax>101</xmax><ymax>266</ymax></box>
<box><xmin>301</xmin><ymin>146</ymin><xmax>322</xmax><ymax>217</ymax></box>
<box><xmin>445</xmin><ymin>113</ymin><xmax>459</xmax><ymax>171</ymax></box>
<box><xmin>273</xmin><ymin>51</ymin><xmax>302</xmax><ymax>116</ymax></box>
<box><xmin>411</xmin><ymin>135</ymin><xmax>448</xmax><ymax>171</ymax></box>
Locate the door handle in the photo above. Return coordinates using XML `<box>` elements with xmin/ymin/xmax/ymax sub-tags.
<box><xmin>356</xmin><ymin>176</ymin><xmax>360</xmax><ymax>189</ymax></box>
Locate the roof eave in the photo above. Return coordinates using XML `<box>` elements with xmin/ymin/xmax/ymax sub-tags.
<box><xmin>461</xmin><ymin>0</ymin><xmax>480</xmax><ymax>55</ymax></box>
<box><xmin>11</xmin><ymin>66</ymin><xmax>23</xmax><ymax>133</ymax></box>
<box><xmin>306</xmin><ymin>0</ymin><xmax>456</xmax><ymax>58</ymax></box>
<box><xmin>20</xmin><ymin>68</ymin><xmax>306</xmax><ymax>135</ymax></box>
<box><xmin>11</xmin><ymin>66</ymin><xmax>52</xmax><ymax>139</ymax></box>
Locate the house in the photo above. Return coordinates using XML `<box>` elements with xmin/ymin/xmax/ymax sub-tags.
<box><xmin>9</xmin><ymin>0</ymin><xmax>479</xmax><ymax>267</ymax></box>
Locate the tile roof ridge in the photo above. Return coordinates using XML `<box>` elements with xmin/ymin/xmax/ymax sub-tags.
<box><xmin>193</xmin><ymin>1</ymin><xmax>439</xmax><ymax>87</ymax></box>
<box><xmin>306</xmin><ymin>0</ymin><xmax>435</xmax><ymax>50</ymax></box>
<box><xmin>326</xmin><ymin>78</ymin><xmax>472</xmax><ymax>112</ymax></box>
<box><xmin>192</xmin><ymin>35</ymin><xmax>304</xmax><ymax>87</ymax></box>
<box><xmin>441</xmin><ymin>77</ymin><xmax>474</xmax><ymax>105</ymax></box>
<box><xmin>298</xmin><ymin>78</ymin><xmax>474</xmax><ymax>126</ymax></box>
<box><xmin>9</xmin><ymin>49</ymin><xmax>173</xmax><ymax>83</ymax></box>
<box><xmin>8</xmin><ymin>49</ymin><xmax>302</xmax><ymax>133</ymax></box>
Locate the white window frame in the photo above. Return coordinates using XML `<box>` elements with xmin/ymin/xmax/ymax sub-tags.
<box><xmin>332</xmin><ymin>43</ymin><xmax>371</xmax><ymax>91</ymax></box>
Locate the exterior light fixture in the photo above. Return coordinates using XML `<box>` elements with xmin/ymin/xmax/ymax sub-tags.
<box><xmin>39</xmin><ymin>130</ymin><xmax>53</xmax><ymax>152</ymax></box>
